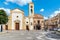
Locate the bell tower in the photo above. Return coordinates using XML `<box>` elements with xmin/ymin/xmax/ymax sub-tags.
<box><xmin>29</xmin><ymin>2</ymin><xmax>34</xmax><ymax>17</ymax></box>
<box><xmin>29</xmin><ymin>2</ymin><xmax>34</xmax><ymax>30</ymax></box>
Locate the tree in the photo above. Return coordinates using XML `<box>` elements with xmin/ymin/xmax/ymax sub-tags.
<box><xmin>0</xmin><ymin>10</ymin><xmax>8</xmax><ymax>32</ymax></box>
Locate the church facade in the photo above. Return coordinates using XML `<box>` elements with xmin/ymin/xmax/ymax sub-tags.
<box><xmin>3</xmin><ymin>2</ymin><xmax>44</xmax><ymax>30</ymax></box>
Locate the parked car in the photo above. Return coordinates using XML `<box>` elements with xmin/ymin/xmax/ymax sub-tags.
<box><xmin>54</xmin><ymin>28</ymin><xmax>58</xmax><ymax>31</ymax></box>
<box><xmin>57</xmin><ymin>28</ymin><xmax>60</xmax><ymax>32</ymax></box>
<box><xmin>56</xmin><ymin>28</ymin><xmax>60</xmax><ymax>35</ymax></box>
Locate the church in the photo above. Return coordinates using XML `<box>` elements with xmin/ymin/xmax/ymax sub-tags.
<box><xmin>3</xmin><ymin>2</ymin><xmax>44</xmax><ymax>30</ymax></box>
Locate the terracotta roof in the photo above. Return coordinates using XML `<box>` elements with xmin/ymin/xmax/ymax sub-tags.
<box><xmin>33</xmin><ymin>14</ymin><xmax>44</xmax><ymax>19</ymax></box>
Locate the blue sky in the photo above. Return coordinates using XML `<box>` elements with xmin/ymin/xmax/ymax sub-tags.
<box><xmin>0</xmin><ymin>0</ymin><xmax>60</xmax><ymax>19</ymax></box>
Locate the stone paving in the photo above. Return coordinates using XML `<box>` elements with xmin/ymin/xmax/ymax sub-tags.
<box><xmin>0</xmin><ymin>30</ymin><xmax>60</xmax><ymax>40</ymax></box>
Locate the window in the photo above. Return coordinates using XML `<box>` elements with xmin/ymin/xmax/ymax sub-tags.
<box><xmin>34</xmin><ymin>21</ymin><xmax>36</xmax><ymax>23</ymax></box>
<box><xmin>59</xmin><ymin>20</ymin><xmax>60</xmax><ymax>24</ymax></box>
<box><xmin>17</xmin><ymin>16</ymin><xmax>18</xmax><ymax>18</ymax></box>
<box><xmin>37</xmin><ymin>20</ymin><xmax>40</xmax><ymax>24</ymax></box>
<box><xmin>31</xmin><ymin>22</ymin><xmax>32</xmax><ymax>25</ymax></box>
<box><xmin>31</xmin><ymin>6</ymin><xmax>33</xmax><ymax>8</ymax></box>
<box><xmin>55</xmin><ymin>21</ymin><xmax>57</xmax><ymax>24</ymax></box>
<box><xmin>26</xmin><ymin>22</ymin><xmax>28</xmax><ymax>23</ymax></box>
<box><xmin>31</xmin><ymin>9</ymin><xmax>33</xmax><ymax>13</ymax></box>
<box><xmin>42</xmin><ymin>21</ymin><xmax>43</xmax><ymax>23</ymax></box>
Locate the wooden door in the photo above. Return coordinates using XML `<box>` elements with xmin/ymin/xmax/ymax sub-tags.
<box><xmin>15</xmin><ymin>23</ymin><xmax>19</xmax><ymax>30</ymax></box>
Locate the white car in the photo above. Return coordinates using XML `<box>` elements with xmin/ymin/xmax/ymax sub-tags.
<box><xmin>58</xmin><ymin>28</ymin><xmax>60</xmax><ymax>31</ymax></box>
<box><xmin>54</xmin><ymin>28</ymin><xmax>58</xmax><ymax>31</ymax></box>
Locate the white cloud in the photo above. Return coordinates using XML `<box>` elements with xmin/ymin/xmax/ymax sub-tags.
<box><xmin>4</xmin><ymin>0</ymin><xmax>32</xmax><ymax>6</ymax></box>
<box><xmin>40</xmin><ymin>8</ymin><xmax>44</xmax><ymax>12</ymax></box>
<box><xmin>50</xmin><ymin>10</ymin><xmax>60</xmax><ymax>18</ymax></box>
<box><xmin>0</xmin><ymin>8</ymin><xmax>10</xmax><ymax>16</ymax></box>
<box><xmin>4</xmin><ymin>2</ymin><xmax>9</xmax><ymax>5</ymax></box>
<box><xmin>44</xmin><ymin>16</ymin><xmax>48</xmax><ymax>20</ymax></box>
<box><xmin>44</xmin><ymin>10</ymin><xmax>60</xmax><ymax>19</ymax></box>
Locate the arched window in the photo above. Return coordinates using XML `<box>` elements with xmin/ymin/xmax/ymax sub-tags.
<box><xmin>37</xmin><ymin>20</ymin><xmax>40</xmax><ymax>24</ymax></box>
<box><xmin>26</xmin><ymin>22</ymin><xmax>28</xmax><ymax>23</ymax></box>
<box><xmin>17</xmin><ymin>16</ymin><xmax>18</xmax><ymax>18</ymax></box>
<box><xmin>31</xmin><ymin>6</ymin><xmax>33</xmax><ymax>8</ymax></box>
<box><xmin>31</xmin><ymin>9</ymin><xmax>33</xmax><ymax>13</ymax></box>
<box><xmin>31</xmin><ymin>22</ymin><xmax>32</xmax><ymax>25</ymax></box>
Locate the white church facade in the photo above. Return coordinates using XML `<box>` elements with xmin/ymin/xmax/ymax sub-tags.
<box><xmin>3</xmin><ymin>2</ymin><xmax>44</xmax><ymax>30</ymax></box>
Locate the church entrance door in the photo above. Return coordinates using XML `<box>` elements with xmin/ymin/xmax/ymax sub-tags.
<box><xmin>15</xmin><ymin>23</ymin><xmax>19</xmax><ymax>30</ymax></box>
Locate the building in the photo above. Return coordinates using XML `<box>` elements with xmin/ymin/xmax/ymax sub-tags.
<box><xmin>3</xmin><ymin>2</ymin><xmax>44</xmax><ymax>30</ymax></box>
<box><xmin>44</xmin><ymin>13</ymin><xmax>60</xmax><ymax>30</ymax></box>
<box><xmin>33</xmin><ymin>14</ymin><xmax>44</xmax><ymax>30</ymax></box>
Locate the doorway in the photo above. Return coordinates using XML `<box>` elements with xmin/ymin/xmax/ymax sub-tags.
<box><xmin>36</xmin><ymin>24</ymin><xmax>41</xmax><ymax>30</ymax></box>
<box><xmin>26</xmin><ymin>25</ymin><xmax>29</xmax><ymax>30</ymax></box>
<box><xmin>5</xmin><ymin>25</ymin><xmax>8</xmax><ymax>30</ymax></box>
<box><xmin>15</xmin><ymin>23</ymin><xmax>19</xmax><ymax>30</ymax></box>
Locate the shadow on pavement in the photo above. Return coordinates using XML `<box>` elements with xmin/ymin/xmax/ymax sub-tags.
<box><xmin>45</xmin><ymin>31</ymin><xmax>60</xmax><ymax>39</ymax></box>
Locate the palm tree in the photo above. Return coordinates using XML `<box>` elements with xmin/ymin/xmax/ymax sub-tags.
<box><xmin>0</xmin><ymin>10</ymin><xmax>8</xmax><ymax>32</ymax></box>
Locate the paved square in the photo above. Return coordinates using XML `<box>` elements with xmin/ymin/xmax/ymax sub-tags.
<box><xmin>0</xmin><ymin>30</ymin><xmax>60</xmax><ymax>40</ymax></box>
